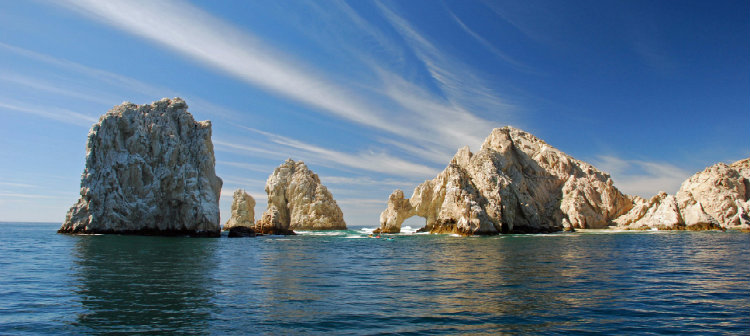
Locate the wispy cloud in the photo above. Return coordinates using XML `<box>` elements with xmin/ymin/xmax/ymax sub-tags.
<box><xmin>0</xmin><ymin>99</ymin><xmax>97</xmax><ymax>127</ymax></box>
<box><xmin>60</xmin><ymin>0</ymin><xmax>410</xmax><ymax>136</ymax></box>
<box><xmin>243</xmin><ymin>127</ymin><xmax>439</xmax><ymax>177</ymax></box>
<box><xmin>59</xmin><ymin>0</ymin><xmax>513</xmax><ymax>157</ymax></box>
<box><xmin>445</xmin><ymin>8</ymin><xmax>535</xmax><ymax>74</ymax></box>
<box><xmin>0</xmin><ymin>41</ymin><xmax>170</xmax><ymax>98</ymax></box>
<box><xmin>593</xmin><ymin>155</ymin><xmax>692</xmax><ymax>197</ymax></box>
<box><xmin>217</xmin><ymin>161</ymin><xmax>274</xmax><ymax>174</ymax></box>
<box><xmin>374</xmin><ymin>2</ymin><xmax>513</xmax><ymax>149</ymax></box>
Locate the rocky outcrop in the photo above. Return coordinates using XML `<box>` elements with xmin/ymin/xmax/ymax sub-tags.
<box><xmin>58</xmin><ymin>98</ymin><xmax>222</xmax><ymax>236</ymax></box>
<box><xmin>377</xmin><ymin>127</ymin><xmax>632</xmax><ymax>235</ymax></box>
<box><xmin>676</xmin><ymin>158</ymin><xmax>749</xmax><ymax>229</ymax></box>
<box><xmin>376</xmin><ymin>190</ymin><xmax>415</xmax><ymax>234</ymax></box>
<box><xmin>223</xmin><ymin>189</ymin><xmax>256</xmax><ymax>231</ymax></box>
<box><xmin>256</xmin><ymin>159</ymin><xmax>346</xmax><ymax>234</ymax></box>
<box><xmin>611</xmin><ymin>159</ymin><xmax>749</xmax><ymax>230</ymax></box>
<box><xmin>613</xmin><ymin>192</ymin><xmax>684</xmax><ymax>229</ymax></box>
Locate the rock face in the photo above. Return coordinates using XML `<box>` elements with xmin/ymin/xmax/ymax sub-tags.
<box><xmin>377</xmin><ymin>127</ymin><xmax>632</xmax><ymax>235</ymax></box>
<box><xmin>377</xmin><ymin>190</ymin><xmax>415</xmax><ymax>234</ymax></box>
<box><xmin>612</xmin><ymin>159</ymin><xmax>749</xmax><ymax>230</ymax></box>
<box><xmin>677</xmin><ymin>158</ymin><xmax>749</xmax><ymax>228</ymax></box>
<box><xmin>223</xmin><ymin>189</ymin><xmax>256</xmax><ymax>230</ymax></box>
<box><xmin>613</xmin><ymin>192</ymin><xmax>683</xmax><ymax>229</ymax></box>
<box><xmin>256</xmin><ymin>159</ymin><xmax>346</xmax><ymax>234</ymax></box>
<box><xmin>58</xmin><ymin>98</ymin><xmax>223</xmax><ymax>236</ymax></box>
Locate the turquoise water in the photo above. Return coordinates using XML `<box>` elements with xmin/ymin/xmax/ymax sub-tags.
<box><xmin>0</xmin><ymin>222</ymin><xmax>748</xmax><ymax>335</ymax></box>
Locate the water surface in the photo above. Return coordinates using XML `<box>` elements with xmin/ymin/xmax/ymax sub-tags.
<box><xmin>0</xmin><ymin>223</ymin><xmax>748</xmax><ymax>334</ymax></box>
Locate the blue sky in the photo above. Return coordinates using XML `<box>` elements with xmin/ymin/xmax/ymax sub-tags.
<box><xmin>0</xmin><ymin>0</ymin><xmax>747</xmax><ymax>225</ymax></box>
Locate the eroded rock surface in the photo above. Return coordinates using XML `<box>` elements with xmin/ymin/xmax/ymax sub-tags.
<box><xmin>676</xmin><ymin>158</ymin><xmax>750</xmax><ymax>229</ymax></box>
<box><xmin>59</xmin><ymin>98</ymin><xmax>223</xmax><ymax>236</ymax></box>
<box><xmin>611</xmin><ymin>159</ymin><xmax>749</xmax><ymax>230</ymax></box>
<box><xmin>613</xmin><ymin>192</ymin><xmax>684</xmax><ymax>229</ymax></box>
<box><xmin>256</xmin><ymin>159</ymin><xmax>346</xmax><ymax>234</ymax></box>
<box><xmin>377</xmin><ymin>127</ymin><xmax>631</xmax><ymax>235</ymax></box>
<box><xmin>223</xmin><ymin>189</ymin><xmax>256</xmax><ymax>231</ymax></box>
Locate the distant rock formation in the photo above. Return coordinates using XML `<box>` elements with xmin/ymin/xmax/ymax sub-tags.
<box><xmin>615</xmin><ymin>158</ymin><xmax>749</xmax><ymax>230</ymax></box>
<box><xmin>58</xmin><ymin>98</ymin><xmax>222</xmax><ymax>236</ymax></box>
<box><xmin>223</xmin><ymin>189</ymin><xmax>256</xmax><ymax>231</ymax></box>
<box><xmin>613</xmin><ymin>192</ymin><xmax>684</xmax><ymax>229</ymax></box>
<box><xmin>376</xmin><ymin>127</ymin><xmax>632</xmax><ymax>235</ymax></box>
<box><xmin>256</xmin><ymin>159</ymin><xmax>346</xmax><ymax>234</ymax></box>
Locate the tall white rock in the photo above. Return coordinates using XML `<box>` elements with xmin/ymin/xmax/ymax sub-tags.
<box><xmin>377</xmin><ymin>127</ymin><xmax>632</xmax><ymax>235</ymax></box>
<box><xmin>223</xmin><ymin>189</ymin><xmax>256</xmax><ymax>230</ymax></box>
<box><xmin>257</xmin><ymin>159</ymin><xmax>346</xmax><ymax>234</ymax></box>
<box><xmin>59</xmin><ymin>98</ymin><xmax>223</xmax><ymax>236</ymax></box>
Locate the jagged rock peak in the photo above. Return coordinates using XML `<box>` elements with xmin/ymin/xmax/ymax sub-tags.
<box><xmin>59</xmin><ymin>98</ymin><xmax>223</xmax><ymax>236</ymax></box>
<box><xmin>224</xmin><ymin>189</ymin><xmax>256</xmax><ymax>230</ymax></box>
<box><xmin>377</xmin><ymin>126</ymin><xmax>632</xmax><ymax>235</ymax></box>
<box><xmin>256</xmin><ymin>159</ymin><xmax>346</xmax><ymax>234</ymax></box>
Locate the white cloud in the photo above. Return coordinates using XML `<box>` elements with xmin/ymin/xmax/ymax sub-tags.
<box><xmin>593</xmin><ymin>155</ymin><xmax>692</xmax><ymax>197</ymax></box>
<box><xmin>60</xmin><ymin>0</ymin><xmax>411</xmax><ymax>136</ymax></box>
<box><xmin>59</xmin><ymin>0</ymin><xmax>511</xmax><ymax>157</ymax></box>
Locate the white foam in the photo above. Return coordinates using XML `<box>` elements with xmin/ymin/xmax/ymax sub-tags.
<box><xmin>359</xmin><ymin>227</ymin><xmax>375</xmax><ymax>234</ymax></box>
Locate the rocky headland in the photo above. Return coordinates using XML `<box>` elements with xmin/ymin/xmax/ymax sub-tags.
<box><xmin>58</xmin><ymin>98</ymin><xmax>223</xmax><ymax>237</ymax></box>
<box><xmin>376</xmin><ymin>126</ymin><xmax>749</xmax><ymax>235</ymax></box>
<box><xmin>256</xmin><ymin>159</ymin><xmax>346</xmax><ymax>234</ymax></box>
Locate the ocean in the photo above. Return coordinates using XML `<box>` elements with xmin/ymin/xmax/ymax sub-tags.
<box><xmin>0</xmin><ymin>222</ymin><xmax>748</xmax><ymax>335</ymax></box>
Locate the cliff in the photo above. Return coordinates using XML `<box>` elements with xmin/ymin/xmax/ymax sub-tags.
<box><xmin>59</xmin><ymin>98</ymin><xmax>222</xmax><ymax>236</ymax></box>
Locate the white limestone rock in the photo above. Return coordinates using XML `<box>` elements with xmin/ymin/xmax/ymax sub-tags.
<box><xmin>675</xmin><ymin>158</ymin><xmax>750</xmax><ymax>229</ymax></box>
<box><xmin>613</xmin><ymin>192</ymin><xmax>683</xmax><ymax>229</ymax></box>
<box><xmin>223</xmin><ymin>189</ymin><xmax>256</xmax><ymax>230</ymax></box>
<box><xmin>377</xmin><ymin>190</ymin><xmax>415</xmax><ymax>234</ymax></box>
<box><xmin>377</xmin><ymin>127</ymin><xmax>631</xmax><ymax>235</ymax></box>
<box><xmin>59</xmin><ymin>98</ymin><xmax>223</xmax><ymax>236</ymax></box>
<box><xmin>257</xmin><ymin>159</ymin><xmax>346</xmax><ymax>234</ymax></box>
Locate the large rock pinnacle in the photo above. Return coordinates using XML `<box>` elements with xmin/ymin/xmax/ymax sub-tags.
<box><xmin>59</xmin><ymin>98</ymin><xmax>223</xmax><ymax>236</ymax></box>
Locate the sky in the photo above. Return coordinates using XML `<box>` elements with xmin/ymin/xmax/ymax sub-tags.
<box><xmin>0</xmin><ymin>0</ymin><xmax>747</xmax><ymax>225</ymax></box>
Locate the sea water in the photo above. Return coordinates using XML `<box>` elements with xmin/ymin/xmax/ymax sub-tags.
<box><xmin>0</xmin><ymin>222</ymin><xmax>748</xmax><ymax>335</ymax></box>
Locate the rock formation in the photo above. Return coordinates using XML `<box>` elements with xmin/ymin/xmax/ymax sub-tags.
<box><xmin>615</xmin><ymin>158</ymin><xmax>749</xmax><ymax>230</ymax></box>
<box><xmin>223</xmin><ymin>189</ymin><xmax>256</xmax><ymax>231</ymax></box>
<box><xmin>256</xmin><ymin>159</ymin><xmax>346</xmax><ymax>234</ymax></box>
<box><xmin>376</xmin><ymin>126</ymin><xmax>632</xmax><ymax>235</ymax></box>
<box><xmin>612</xmin><ymin>192</ymin><xmax>684</xmax><ymax>229</ymax></box>
<box><xmin>676</xmin><ymin>158</ymin><xmax>750</xmax><ymax>229</ymax></box>
<box><xmin>58</xmin><ymin>98</ymin><xmax>223</xmax><ymax>236</ymax></box>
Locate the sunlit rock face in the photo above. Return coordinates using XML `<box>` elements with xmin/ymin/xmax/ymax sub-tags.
<box><xmin>256</xmin><ymin>159</ymin><xmax>346</xmax><ymax>234</ymax></box>
<box><xmin>223</xmin><ymin>189</ymin><xmax>255</xmax><ymax>231</ymax></box>
<box><xmin>611</xmin><ymin>158</ymin><xmax>749</xmax><ymax>230</ymax></box>
<box><xmin>675</xmin><ymin>158</ymin><xmax>750</xmax><ymax>229</ymax></box>
<box><xmin>613</xmin><ymin>192</ymin><xmax>684</xmax><ymax>229</ymax></box>
<box><xmin>59</xmin><ymin>98</ymin><xmax>222</xmax><ymax>236</ymax></box>
<box><xmin>377</xmin><ymin>126</ymin><xmax>632</xmax><ymax>235</ymax></box>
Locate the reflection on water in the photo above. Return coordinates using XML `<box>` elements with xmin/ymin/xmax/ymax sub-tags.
<box><xmin>2</xmin><ymin>224</ymin><xmax>747</xmax><ymax>335</ymax></box>
<box><xmin>70</xmin><ymin>235</ymin><xmax>219</xmax><ymax>334</ymax></box>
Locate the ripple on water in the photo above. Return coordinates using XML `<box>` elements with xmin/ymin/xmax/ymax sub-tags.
<box><xmin>0</xmin><ymin>223</ymin><xmax>748</xmax><ymax>335</ymax></box>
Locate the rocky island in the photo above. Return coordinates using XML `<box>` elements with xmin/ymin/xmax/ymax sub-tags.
<box><xmin>376</xmin><ymin>126</ymin><xmax>749</xmax><ymax>235</ymax></box>
<box><xmin>58</xmin><ymin>98</ymin><xmax>223</xmax><ymax>237</ymax></box>
<box><xmin>256</xmin><ymin>159</ymin><xmax>346</xmax><ymax>234</ymax></box>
